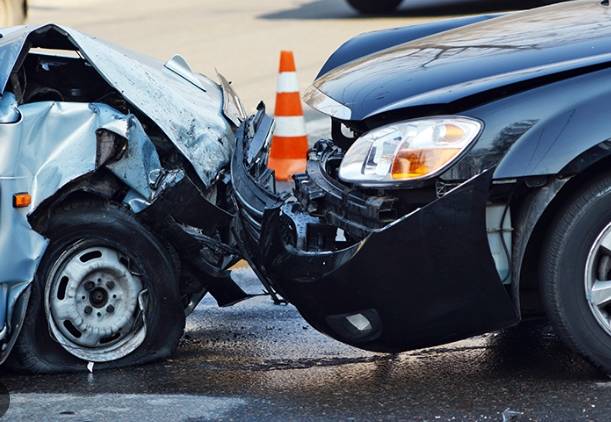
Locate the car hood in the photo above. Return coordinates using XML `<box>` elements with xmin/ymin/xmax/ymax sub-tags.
<box><xmin>308</xmin><ymin>0</ymin><xmax>611</xmax><ymax>121</ymax></box>
<box><xmin>0</xmin><ymin>24</ymin><xmax>236</xmax><ymax>187</ymax></box>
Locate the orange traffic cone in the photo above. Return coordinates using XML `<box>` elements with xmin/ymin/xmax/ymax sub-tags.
<box><xmin>268</xmin><ymin>51</ymin><xmax>308</xmax><ymax>181</ymax></box>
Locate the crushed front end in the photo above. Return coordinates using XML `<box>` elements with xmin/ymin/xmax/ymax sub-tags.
<box><xmin>0</xmin><ymin>24</ymin><xmax>250</xmax><ymax>370</ymax></box>
<box><xmin>232</xmin><ymin>106</ymin><xmax>518</xmax><ymax>352</ymax></box>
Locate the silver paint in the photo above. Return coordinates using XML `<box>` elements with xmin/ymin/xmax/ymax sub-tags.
<box><xmin>0</xmin><ymin>101</ymin><xmax>175</xmax><ymax>362</ymax></box>
<box><xmin>101</xmin><ymin>114</ymin><xmax>163</xmax><ymax>203</ymax></box>
<box><xmin>0</xmin><ymin>100</ymin><xmax>131</xmax><ymax>346</ymax></box>
<box><xmin>0</xmin><ymin>23</ymin><xmax>237</xmax><ymax>362</ymax></box>
<box><xmin>0</xmin><ymin>24</ymin><xmax>234</xmax><ymax>187</ymax></box>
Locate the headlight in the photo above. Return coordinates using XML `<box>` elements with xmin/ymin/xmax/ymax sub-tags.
<box><xmin>338</xmin><ymin>117</ymin><xmax>482</xmax><ymax>185</ymax></box>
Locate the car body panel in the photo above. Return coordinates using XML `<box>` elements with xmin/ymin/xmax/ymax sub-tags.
<box><xmin>0</xmin><ymin>24</ymin><xmax>235</xmax><ymax>188</ymax></box>
<box><xmin>316</xmin><ymin>13</ymin><xmax>500</xmax><ymax>78</ymax></box>
<box><xmin>438</xmin><ymin>66</ymin><xmax>611</xmax><ymax>181</ymax></box>
<box><xmin>310</xmin><ymin>0</ymin><xmax>611</xmax><ymax>121</ymax></box>
<box><xmin>0</xmin><ymin>99</ymin><xmax>176</xmax><ymax>364</ymax></box>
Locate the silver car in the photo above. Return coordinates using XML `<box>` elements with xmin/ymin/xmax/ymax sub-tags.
<box><xmin>0</xmin><ymin>24</ymin><xmax>246</xmax><ymax>372</ymax></box>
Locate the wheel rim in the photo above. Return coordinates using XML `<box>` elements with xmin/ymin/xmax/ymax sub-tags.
<box><xmin>585</xmin><ymin>222</ymin><xmax>611</xmax><ymax>336</ymax></box>
<box><xmin>45</xmin><ymin>243</ymin><xmax>147</xmax><ymax>362</ymax></box>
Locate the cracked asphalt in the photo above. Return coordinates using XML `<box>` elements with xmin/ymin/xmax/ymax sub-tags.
<box><xmin>2</xmin><ymin>268</ymin><xmax>611</xmax><ymax>421</ymax></box>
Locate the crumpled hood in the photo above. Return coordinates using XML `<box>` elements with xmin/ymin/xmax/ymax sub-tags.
<box><xmin>0</xmin><ymin>24</ymin><xmax>234</xmax><ymax>187</ymax></box>
<box><xmin>311</xmin><ymin>0</ymin><xmax>611</xmax><ymax>121</ymax></box>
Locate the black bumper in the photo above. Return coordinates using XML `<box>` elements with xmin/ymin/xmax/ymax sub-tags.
<box><xmin>231</xmin><ymin>110</ymin><xmax>519</xmax><ymax>353</ymax></box>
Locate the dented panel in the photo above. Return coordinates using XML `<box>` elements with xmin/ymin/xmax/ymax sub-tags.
<box><xmin>0</xmin><ymin>101</ymin><xmax>129</xmax><ymax>360</ymax></box>
<box><xmin>100</xmin><ymin>115</ymin><xmax>163</xmax><ymax>207</ymax></box>
<box><xmin>240</xmin><ymin>177</ymin><xmax>519</xmax><ymax>352</ymax></box>
<box><xmin>0</xmin><ymin>23</ymin><xmax>241</xmax><ymax>362</ymax></box>
<box><xmin>0</xmin><ymin>24</ymin><xmax>234</xmax><ymax>187</ymax></box>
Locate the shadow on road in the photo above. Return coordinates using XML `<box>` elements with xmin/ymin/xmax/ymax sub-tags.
<box><xmin>259</xmin><ymin>0</ymin><xmax>567</xmax><ymax>20</ymax></box>
<box><xmin>0</xmin><ymin>298</ymin><xmax>605</xmax><ymax>419</ymax></box>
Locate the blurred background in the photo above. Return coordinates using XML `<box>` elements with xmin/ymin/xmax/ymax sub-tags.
<box><xmin>20</xmin><ymin>0</ymin><xmax>565</xmax><ymax>112</ymax></box>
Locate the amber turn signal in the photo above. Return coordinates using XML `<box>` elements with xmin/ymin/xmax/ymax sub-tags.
<box><xmin>13</xmin><ymin>192</ymin><xmax>32</xmax><ymax>208</ymax></box>
<box><xmin>391</xmin><ymin>148</ymin><xmax>461</xmax><ymax>180</ymax></box>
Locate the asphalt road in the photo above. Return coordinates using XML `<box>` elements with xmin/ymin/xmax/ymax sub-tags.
<box><xmin>2</xmin><ymin>268</ymin><xmax>610</xmax><ymax>421</ymax></box>
<box><xmin>3</xmin><ymin>0</ymin><xmax>605</xmax><ymax>420</ymax></box>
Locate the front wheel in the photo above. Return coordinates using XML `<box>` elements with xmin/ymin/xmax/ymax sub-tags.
<box><xmin>346</xmin><ymin>0</ymin><xmax>402</xmax><ymax>14</ymax></box>
<box><xmin>542</xmin><ymin>173</ymin><xmax>611</xmax><ymax>373</ymax></box>
<box><xmin>8</xmin><ymin>200</ymin><xmax>185</xmax><ymax>373</ymax></box>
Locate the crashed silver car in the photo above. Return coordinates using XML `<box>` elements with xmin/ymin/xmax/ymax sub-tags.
<box><xmin>0</xmin><ymin>24</ymin><xmax>248</xmax><ymax>372</ymax></box>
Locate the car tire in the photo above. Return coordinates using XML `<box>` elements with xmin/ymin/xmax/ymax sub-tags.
<box><xmin>7</xmin><ymin>199</ymin><xmax>185</xmax><ymax>373</ymax></box>
<box><xmin>541</xmin><ymin>173</ymin><xmax>611</xmax><ymax>373</ymax></box>
<box><xmin>346</xmin><ymin>0</ymin><xmax>402</xmax><ymax>14</ymax></box>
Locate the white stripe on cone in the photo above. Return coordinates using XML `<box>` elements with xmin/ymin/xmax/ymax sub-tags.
<box><xmin>276</xmin><ymin>72</ymin><xmax>299</xmax><ymax>93</ymax></box>
<box><xmin>274</xmin><ymin>116</ymin><xmax>307</xmax><ymax>137</ymax></box>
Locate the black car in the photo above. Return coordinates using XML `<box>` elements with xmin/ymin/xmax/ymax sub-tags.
<box><xmin>344</xmin><ymin>0</ymin><xmax>563</xmax><ymax>15</ymax></box>
<box><xmin>346</xmin><ymin>0</ymin><xmax>404</xmax><ymax>14</ymax></box>
<box><xmin>234</xmin><ymin>0</ymin><xmax>611</xmax><ymax>373</ymax></box>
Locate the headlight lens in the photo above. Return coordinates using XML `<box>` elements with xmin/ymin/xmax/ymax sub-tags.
<box><xmin>338</xmin><ymin>117</ymin><xmax>482</xmax><ymax>185</ymax></box>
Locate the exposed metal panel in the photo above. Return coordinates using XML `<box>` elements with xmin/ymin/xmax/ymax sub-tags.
<box><xmin>64</xmin><ymin>27</ymin><xmax>234</xmax><ymax>188</ymax></box>
<box><xmin>0</xmin><ymin>24</ymin><xmax>234</xmax><ymax>187</ymax></box>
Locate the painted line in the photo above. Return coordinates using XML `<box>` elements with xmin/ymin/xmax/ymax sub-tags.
<box><xmin>6</xmin><ymin>393</ymin><xmax>247</xmax><ymax>420</ymax></box>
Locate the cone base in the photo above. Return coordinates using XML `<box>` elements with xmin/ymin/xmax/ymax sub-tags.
<box><xmin>268</xmin><ymin>157</ymin><xmax>307</xmax><ymax>181</ymax></box>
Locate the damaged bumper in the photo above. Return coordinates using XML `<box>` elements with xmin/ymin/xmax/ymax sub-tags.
<box><xmin>233</xmin><ymin>108</ymin><xmax>519</xmax><ymax>352</ymax></box>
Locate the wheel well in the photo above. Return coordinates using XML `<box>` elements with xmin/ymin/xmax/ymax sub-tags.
<box><xmin>518</xmin><ymin>155</ymin><xmax>611</xmax><ymax>317</ymax></box>
<box><xmin>29</xmin><ymin>170</ymin><xmax>127</xmax><ymax>235</ymax></box>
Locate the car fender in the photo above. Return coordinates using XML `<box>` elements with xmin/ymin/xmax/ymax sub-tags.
<box><xmin>476</xmin><ymin>68</ymin><xmax>611</xmax><ymax>313</ymax></box>
<box><xmin>440</xmin><ymin>66</ymin><xmax>611</xmax><ymax>182</ymax></box>
<box><xmin>316</xmin><ymin>14</ymin><xmax>501</xmax><ymax>78</ymax></box>
<box><xmin>490</xmin><ymin>68</ymin><xmax>611</xmax><ymax>179</ymax></box>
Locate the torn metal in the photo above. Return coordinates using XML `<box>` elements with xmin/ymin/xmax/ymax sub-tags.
<box><xmin>0</xmin><ymin>24</ymin><xmax>242</xmax><ymax>365</ymax></box>
<box><xmin>0</xmin><ymin>24</ymin><xmax>235</xmax><ymax>187</ymax></box>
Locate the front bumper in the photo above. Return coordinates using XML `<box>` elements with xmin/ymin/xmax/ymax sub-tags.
<box><xmin>232</xmin><ymin>109</ymin><xmax>519</xmax><ymax>352</ymax></box>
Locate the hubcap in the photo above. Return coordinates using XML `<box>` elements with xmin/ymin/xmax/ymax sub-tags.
<box><xmin>585</xmin><ymin>222</ymin><xmax>611</xmax><ymax>336</ymax></box>
<box><xmin>45</xmin><ymin>244</ymin><xmax>147</xmax><ymax>362</ymax></box>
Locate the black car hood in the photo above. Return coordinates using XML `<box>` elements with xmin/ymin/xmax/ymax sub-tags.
<box><xmin>309</xmin><ymin>0</ymin><xmax>611</xmax><ymax>121</ymax></box>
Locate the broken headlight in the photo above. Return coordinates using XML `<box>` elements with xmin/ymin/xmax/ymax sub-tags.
<box><xmin>338</xmin><ymin>117</ymin><xmax>482</xmax><ymax>185</ymax></box>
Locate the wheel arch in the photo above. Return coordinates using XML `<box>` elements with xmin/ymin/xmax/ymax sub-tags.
<box><xmin>28</xmin><ymin>170</ymin><xmax>126</xmax><ymax>235</ymax></box>
<box><xmin>9</xmin><ymin>198</ymin><xmax>185</xmax><ymax>372</ymax></box>
<box><xmin>513</xmin><ymin>151</ymin><xmax>611</xmax><ymax>317</ymax></box>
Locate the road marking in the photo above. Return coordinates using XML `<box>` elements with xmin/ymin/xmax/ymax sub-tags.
<box><xmin>6</xmin><ymin>393</ymin><xmax>247</xmax><ymax>420</ymax></box>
